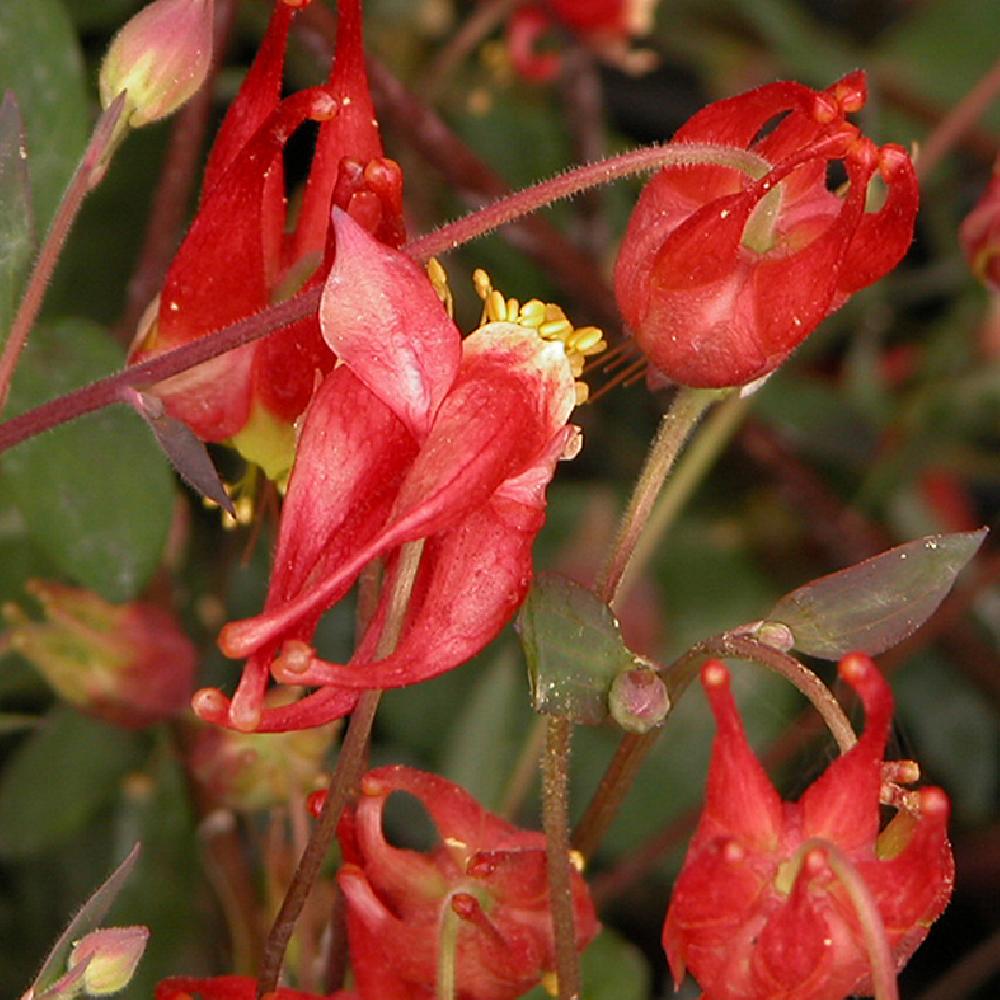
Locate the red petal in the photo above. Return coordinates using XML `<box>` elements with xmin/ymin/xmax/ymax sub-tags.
<box><xmin>320</xmin><ymin>211</ymin><xmax>461</xmax><ymax>439</ymax></box>
<box><xmin>799</xmin><ymin>653</ymin><xmax>892</xmax><ymax>850</ymax></box>
<box><xmin>699</xmin><ymin>662</ymin><xmax>782</xmax><ymax>851</ymax></box>
<box><xmin>290</xmin><ymin>0</ymin><xmax>390</xmax><ymax>263</ymax></box>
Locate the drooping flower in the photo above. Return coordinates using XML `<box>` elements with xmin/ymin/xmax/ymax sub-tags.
<box><xmin>100</xmin><ymin>0</ymin><xmax>214</xmax><ymax>128</ymax></box>
<box><xmin>959</xmin><ymin>155</ymin><xmax>1000</xmax><ymax>292</ymax></box>
<box><xmin>614</xmin><ymin>72</ymin><xmax>919</xmax><ymax>389</ymax></box>
<box><xmin>130</xmin><ymin>0</ymin><xmax>404</xmax><ymax>481</ymax></box>
<box><xmin>195</xmin><ymin>212</ymin><xmax>586</xmax><ymax>732</ymax></box>
<box><xmin>2</xmin><ymin>580</ymin><xmax>195</xmax><ymax>729</ymax></box>
<box><xmin>335</xmin><ymin>765</ymin><xmax>599</xmax><ymax>1000</ymax></box>
<box><xmin>507</xmin><ymin>0</ymin><xmax>659</xmax><ymax>82</ymax></box>
<box><xmin>155</xmin><ymin>976</ymin><xmax>353</xmax><ymax>999</ymax></box>
<box><xmin>664</xmin><ymin>654</ymin><xmax>954</xmax><ymax>1000</ymax></box>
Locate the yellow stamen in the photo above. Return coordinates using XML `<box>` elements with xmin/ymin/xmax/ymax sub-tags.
<box><xmin>471</xmin><ymin>268</ymin><xmax>606</xmax><ymax>405</ymax></box>
<box><xmin>426</xmin><ymin>257</ymin><xmax>453</xmax><ymax>318</ymax></box>
<box><xmin>202</xmin><ymin>470</ymin><xmax>258</xmax><ymax>530</ymax></box>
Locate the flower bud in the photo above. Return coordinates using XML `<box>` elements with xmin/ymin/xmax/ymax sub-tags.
<box><xmin>68</xmin><ymin>926</ymin><xmax>149</xmax><ymax>996</ymax></box>
<box><xmin>99</xmin><ymin>0</ymin><xmax>214</xmax><ymax>128</ymax></box>
<box><xmin>960</xmin><ymin>157</ymin><xmax>1000</xmax><ymax>292</ymax></box>
<box><xmin>3</xmin><ymin>580</ymin><xmax>196</xmax><ymax>728</ymax></box>
<box><xmin>608</xmin><ymin>664</ymin><xmax>669</xmax><ymax>733</ymax></box>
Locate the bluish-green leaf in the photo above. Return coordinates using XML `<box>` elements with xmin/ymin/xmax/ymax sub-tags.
<box><xmin>0</xmin><ymin>92</ymin><xmax>34</xmax><ymax>342</ymax></box>
<box><xmin>0</xmin><ymin>706</ymin><xmax>143</xmax><ymax>856</ymax></box>
<box><xmin>0</xmin><ymin>0</ymin><xmax>88</xmax><ymax>234</ymax></box>
<box><xmin>518</xmin><ymin>573</ymin><xmax>637</xmax><ymax>725</ymax></box>
<box><xmin>767</xmin><ymin>529</ymin><xmax>987</xmax><ymax>659</ymax></box>
<box><xmin>2</xmin><ymin>319</ymin><xmax>174</xmax><ymax>600</ymax></box>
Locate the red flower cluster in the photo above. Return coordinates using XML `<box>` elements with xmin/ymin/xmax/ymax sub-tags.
<box><xmin>130</xmin><ymin>0</ymin><xmax>403</xmax><ymax>480</ymax></box>
<box><xmin>615</xmin><ymin>72</ymin><xmax>919</xmax><ymax>388</ymax></box>
<box><xmin>336</xmin><ymin>766</ymin><xmax>599</xmax><ymax>1000</ymax></box>
<box><xmin>196</xmin><ymin>215</ymin><xmax>580</xmax><ymax>732</ymax></box>
<box><xmin>665</xmin><ymin>655</ymin><xmax>954</xmax><ymax>999</ymax></box>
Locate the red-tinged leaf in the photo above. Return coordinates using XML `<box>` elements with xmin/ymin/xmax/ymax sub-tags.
<box><xmin>127</xmin><ymin>389</ymin><xmax>235</xmax><ymax>515</ymax></box>
<box><xmin>27</xmin><ymin>843</ymin><xmax>141</xmax><ymax>997</ymax></box>
<box><xmin>517</xmin><ymin>572</ymin><xmax>638</xmax><ymax>725</ymax></box>
<box><xmin>766</xmin><ymin>529</ymin><xmax>988</xmax><ymax>659</ymax></box>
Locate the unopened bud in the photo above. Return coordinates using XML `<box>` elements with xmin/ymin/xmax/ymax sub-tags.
<box><xmin>99</xmin><ymin>0</ymin><xmax>214</xmax><ymax>128</ymax></box>
<box><xmin>67</xmin><ymin>926</ymin><xmax>149</xmax><ymax>996</ymax></box>
<box><xmin>608</xmin><ymin>663</ymin><xmax>670</xmax><ymax>733</ymax></box>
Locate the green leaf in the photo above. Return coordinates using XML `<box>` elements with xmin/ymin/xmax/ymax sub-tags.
<box><xmin>767</xmin><ymin>529</ymin><xmax>987</xmax><ymax>659</ymax></box>
<box><xmin>522</xmin><ymin>928</ymin><xmax>650</xmax><ymax>1000</ymax></box>
<box><xmin>518</xmin><ymin>573</ymin><xmax>637</xmax><ymax>725</ymax></box>
<box><xmin>2</xmin><ymin>319</ymin><xmax>175</xmax><ymax>601</ymax></box>
<box><xmin>0</xmin><ymin>93</ymin><xmax>34</xmax><ymax>342</ymax></box>
<box><xmin>28</xmin><ymin>843</ymin><xmax>141</xmax><ymax>996</ymax></box>
<box><xmin>0</xmin><ymin>0</ymin><xmax>88</xmax><ymax>235</ymax></box>
<box><xmin>0</xmin><ymin>706</ymin><xmax>142</xmax><ymax>856</ymax></box>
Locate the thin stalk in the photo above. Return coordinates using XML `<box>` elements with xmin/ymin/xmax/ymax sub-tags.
<box><xmin>542</xmin><ymin>715</ymin><xmax>580</xmax><ymax>1000</ymax></box>
<box><xmin>437</xmin><ymin>901</ymin><xmax>461</xmax><ymax>1000</ymax></box>
<box><xmin>0</xmin><ymin>95</ymin><xmax>127</xmax><ymax>413</ymax></box>
<box><xmin>406</xmin><ymin>144</ymin><xmax>770</xmax><ymax>262</ymax></box>
<box><xmin>256</xmin><ymin>540</ymin><xmax>425</xmax><ymax>997</ymax></box>
<box><xmin>596</xmin><ymin>386</ymin><xmax>723</xmax><ymax>604</ymax></box>
<box><xmin>0</xmin><ymin>144</ymin><xmax>757</xmax><ymax>456</ymax></box>
<box><xmin>498</xmin><ymin>714</ymin><xmax>546</xmax><ymax>821</ymax></box>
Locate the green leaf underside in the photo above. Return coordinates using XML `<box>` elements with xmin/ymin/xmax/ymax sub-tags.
<box><xmin>768</xmin><ymin>528</ymin><xmax>987</xmax><ymax>659</ymax></box>
<box><xmin>519</xmin><ymin>573</ymin><xmax>638</xmax><ymax>725</ymax></box>
<box><xmin>2</xmin><ymin>320</ymin><xmax>174</xmax><ymax>601</ymax></box>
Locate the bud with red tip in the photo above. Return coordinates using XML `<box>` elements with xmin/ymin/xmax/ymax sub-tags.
<box><xmin>336</xmin><ymin>766</ymin><xmax>599</xmax><ymax>1000</ymax></box>
<box><xmin>615</xmin><ymin>72</ymin><xmax>919</xmax><ymax>389</ymax></box>
<box><xmin>663</xmin><ymin>654</ymin><xmax>954</xmax><ymax>1000</ymax></box>
<box><xmin>960</xmin><ymin>156</ymin><xmax>1000</xmax><ymax>292</ymax></box>
<box><xmin>2</xmin><ymin>580</ymin><xmax>196</xmax><ymax>729</ymax></box>
<box><xmin>66</xmin><ymin>927</ymin><xmax>149</xmax><ymax>997</ymax></box>
<box><xmin>99</xmin><ymin>0</ymin><xmax>214</xmax><ymax>128</ymax></box>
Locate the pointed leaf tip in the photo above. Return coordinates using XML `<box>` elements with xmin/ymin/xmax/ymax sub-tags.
<box><xmin>768</xmin><ymin>528</ymin><xmax>988</xmax><ymax>659</ymax></box>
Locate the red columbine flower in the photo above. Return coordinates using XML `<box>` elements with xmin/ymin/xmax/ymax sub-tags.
<box><xmin>130</xmin><ymin>0</ymin><xmax>404</xmax><ymax>480</ymax></box>
<box><xmin>664</xmin><ymin>655</ymin><xmax>954</xmax><ymax>1000</ymax></box>
<box><xmin>507</xmin><ymin>0</ymin><xmax>658</xmax><ymax>82</ymax></box>
<box><xmin>155</xmin><ymin>976</ymin><xmax>354</xmax><ymax>999</ymax></box>
<box><xmin>960</xmin><ymin>155</ymin><xmax>1000</xmax><ymax>292</ymax></box>
<box><xmin>335</xmin><ymin>766</ymin><xmax>599</xmax><ymax>1000</ymax></box>
<box><xmin>614</xmin><ymin>72</ymin><xmax>919</xmax><ymax>389</ymax></box>
<box><xmin>195</xmin><ymin>212</ymin><xmax>581</xmax><ymax>731</ymax></box>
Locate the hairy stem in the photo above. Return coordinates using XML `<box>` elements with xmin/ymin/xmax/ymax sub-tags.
<box><xmin>256</xmin><ymin>540</ymin><xmax>424</xmax><ymax>996</ymax></box>
<box><xmin>542</xmin><ymin>715</ymin><xmax>581</xmax><ymax>1000</ymax></box>
<box><xmin>0</xmin><ymin>95</ymin><xmax>126</xmax><ymax>413</ymax></box>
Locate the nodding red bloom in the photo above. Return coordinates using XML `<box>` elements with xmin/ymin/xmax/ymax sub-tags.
<box><xmin>614</xmin><ymin>72</ymin><xmax>919</xmax><ymax>389</ymax></box>
<box><xmin>960</xmin><ymin>156</ymin><xmax>1000</xmax><ymax>292</ymax></box>
<box><xmin>335</xmin><ymin>766</ymin><xmax>599</xmax><ymax>1000</ymax></box>
<box><xmin>664</xmin><ymin>655</ymin><xmax>954</xmax><ymax>1000</ymax></box>
<box><xmin>195</xmin><ymin>212</ymin><xmax>580</xmax><ymax>732</ymax></box>
<box><xmin>507</xmin><ymin>0</ymin><xmax>658</xmax><ymax>81</ymax></box>
<box><xmin>130</xmin><ymin>0</ymin><xmax>404</xmax><ymax>480</ymax></box>
<box><xmin>155</xmin><ymin>976</ymin><xmax>354</xmax><ymax>999</ymax></box>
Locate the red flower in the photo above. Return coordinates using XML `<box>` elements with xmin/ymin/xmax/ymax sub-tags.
<box><xmin>507</xmin><ymin>0</ymin><xmax>658</xmax><ymax>82</ymax></box>
<box><xmin>335</xmin><ymin>766</ymin><xmax>599</xmax><ymax>1000</ymax></box>
<box><xmin>614</xmin><ymin>72</ymin><xmax>919</xmax><ymax>389</ymax></box>
<box><xmin>664</xmin><ymin>655</ymin><xmax>954</xmax><ymax>1000</ymax></box>
<box><xmin>130</xmin><ymin>0</ymin><xmax>404</xmax><ymax>480</ymax></box>
<box><xmin>960</xmin><ymin>155</ymin><xmax>1000</xmax><ymax>292</ymax></box>
<box><xmin>155</xmin><ymin>975</ymin><xmax>353</xmax><ymax>999</ymax></box>
<box><xmin>196</xmin><ymin>212</ymin><xmax>580</xmax><ymax>731</ymax></box>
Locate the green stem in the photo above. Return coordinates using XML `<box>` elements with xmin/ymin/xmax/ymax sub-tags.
<box><xmin>596</xmin><ymin>387</ymin><xmax>724</xmax><ymax>605</ymax></box>
<box><xmin>437</xmin><ymin>900</ymin><xmax>461</xmax><ymax>1000</ymax></box>
<box><xmin>542</xmin><ymin>715</ymin><xmax>581</xmax><ymax>1000</ymax></box>
<box><xmin>0</xmin><ymin>95</ymin><xmax>127</xmax><ymax>414</ymax></box>
<box><xmin>256</xmin><ymin>540</ymin><xmax>425</xmax><ymax>997</ymax></box>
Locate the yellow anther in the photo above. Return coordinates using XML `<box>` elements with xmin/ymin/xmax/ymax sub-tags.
<box><xmin>519</xmin><ymin>299</ymin><xmax>546</xmax><ymax>327</ymax></box>
<box><xmin>487</xmin><ymin>289</ymin><xmax>507</xmax><ymax>323</ymax></box>
<box><xmin>426</xmin><ymin>257</ymin><xmax>453</xmax><ymax>318</ymax></box>
<box><xmin>541</xmin><ymin>972</ymin><xmax>559</xmax><ymax>998</ymax></box>
<box><xmin>505</xmin><ymin>297</ymin><xmax>519</xmax><ymax>320</ymax></box>
<box><xmin>472</xmin><ymin>268</ymin><xmax>493</xmax><ymax>301</ymax></box>
<box><xmin>568</xmin><ymin>326</ymin><xmax>604</xmax><ymax>353</ymax></box>
<box><xmin>539</xmin><ymin>318</ymin><xmax>572</xmax><ymax>340</ymax></box>
<box><xmin>574</xmin><ymin>382</ymin><xmax>589</xmax><ymax>405</ymax></box>
<box><xmin>569</xmin><ymin>356</ymin><xmax>585</xmax><ymax>378</ymax></box>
